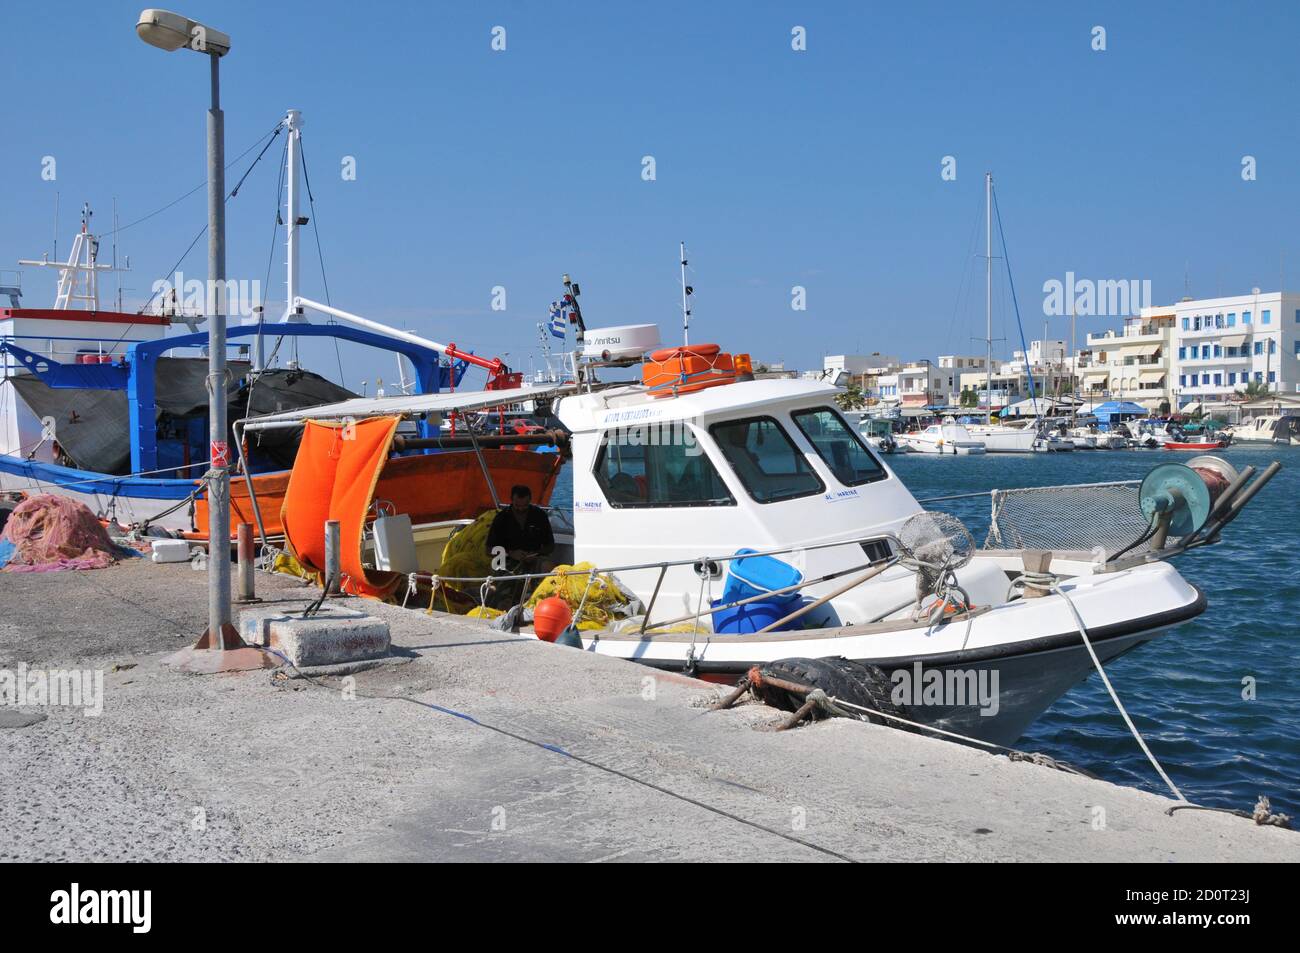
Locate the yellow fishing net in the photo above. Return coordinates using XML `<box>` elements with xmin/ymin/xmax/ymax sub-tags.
<box><xmin>526</xmin><ymin>561</ymin><xmax>627</xmax><ymax>630</ymax></box>
<box><xmin>437</xmin><ymin>509</ymin><xmax>497</xmax><ymax>586</ymax></box>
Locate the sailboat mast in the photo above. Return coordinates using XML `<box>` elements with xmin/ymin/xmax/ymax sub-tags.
<box><xmin>985</xmin><ymin>172</ymin><xmax>992</xmax><ymax>416</ymax></box>
<box><xmin>680</xmin><ymin>241</ymin><xmax>691</xmax><ymax>346</ymax></box>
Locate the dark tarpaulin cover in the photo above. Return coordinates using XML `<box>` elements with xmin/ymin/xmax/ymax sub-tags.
<box><xmin>7</xmin><ymin>377</ymin><xmax>133</xmax><ymax>475</ymax></box>
<box><xmin>234</xmin><ymin>368</ymin><xmax>357</xmax><ymax>470</ymax></box>
<box><xmin>8</xmin><ymin>359</ymin><xmax>353</xmax><ymax>475</ymax></box>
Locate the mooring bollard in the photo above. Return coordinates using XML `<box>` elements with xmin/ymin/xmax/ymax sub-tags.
<box><xmin>236</xmin><ymin>522</ymin><xmax>258</xmax><ymax>603</ymax></box>
<box><xmin>324</xmin><ymin>519</ymin><xmax>341</xmax><ymax>595</ymax></box>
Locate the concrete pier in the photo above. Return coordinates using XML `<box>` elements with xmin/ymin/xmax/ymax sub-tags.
<box><xmin>1</xmin><ymin>559</ymin><xmax>1295</xmax><ymax>861</ymax></box>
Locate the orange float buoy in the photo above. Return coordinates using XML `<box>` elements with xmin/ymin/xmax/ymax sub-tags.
<box><xmin>533</xmin><ymin>596</ymin><xmax>573</xmax><ymax>642</ymax></box>
<box><xmin>641</xmin><ymin>344</ymin><xmax>742</xmax><ymax>398</ymax></box>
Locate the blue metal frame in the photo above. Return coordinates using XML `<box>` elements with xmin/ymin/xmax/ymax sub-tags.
<box><xmin>128</xmin><ymin>323</ymin><xmax>460</xmax><ymax>471</ymax></box>
<box><xmin>4</xmin><ymin>323</ymin><xmax>470</xmax><ymax>474</ymax></box>
<box><xmin>0</xmin><ymin>340</ymin><xmax>129</xmax><ymax>389</ymax></box>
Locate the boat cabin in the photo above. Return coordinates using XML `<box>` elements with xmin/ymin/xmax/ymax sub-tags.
<box><xmin>555</xmin><ymin>376</ymin><xmax>1010</xmax><ymax>624</ymax></box>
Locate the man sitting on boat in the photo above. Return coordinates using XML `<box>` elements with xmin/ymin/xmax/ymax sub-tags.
<box><xmin>484</xmin><ymin>485</ymin><xmax>557</xmax><ymax>609</ymax></box>
<box><xmin>486</xmin><ymin>484</ymin><xmax>556</xmax><ymax>576</ymax></box>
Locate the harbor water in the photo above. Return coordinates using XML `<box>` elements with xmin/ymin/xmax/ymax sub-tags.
<box><xmin>548</xmin><ymin>445</ymin><xmax>1300</xmax><ymax>816</ymax></box>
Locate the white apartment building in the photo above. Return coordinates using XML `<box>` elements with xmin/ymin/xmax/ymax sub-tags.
<box><xmin>878</xmin><ymin>361</ymin><xmax>958</xmax><ymax>409</ymax></box>
<box><xmin>1084</xmin><ymin>310</ymin><xmax>1177</xmax><ymax>410</ymax></box>
<box><xmin>1169</xmin><ymin>291</ymin><xmax>1300</xmax><ymax>409</ymax></box>
<box><xmin>823</xmin><ymin>353</ymin><xmax>899</xmax><ymax>378</ymax></box>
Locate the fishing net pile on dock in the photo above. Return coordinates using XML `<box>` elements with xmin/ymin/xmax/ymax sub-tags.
<box><xmin>0</xmin><ymin>495</ymin><xmax>127</xmax><ymax>573</ymax></box>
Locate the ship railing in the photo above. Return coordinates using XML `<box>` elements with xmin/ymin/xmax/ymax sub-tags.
<box><xmin>0</xmin><ymin>331</ymin><xmax>221</xmax><ymax>365</ymax></box>
<box><xmin>404</xmin><ymin>529</ymin><xmax>903</xmax><ymax>635</ymax></box>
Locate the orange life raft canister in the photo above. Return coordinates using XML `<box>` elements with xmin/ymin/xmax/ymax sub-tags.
<box><xmin>642</xmin><ymin>344</ymin><xmax>749</xmax><ymax>398</ymax></box>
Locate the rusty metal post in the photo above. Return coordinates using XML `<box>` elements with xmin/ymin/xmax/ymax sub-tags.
<box><xmin>236</xmin><ymin>522</ymin><xmax>258</xmax><ymax>603</ymax></box>
<box><xmin>324</xmin><ymin>519</ymin><xmax>341</xmax><ymax>595</ymax></box>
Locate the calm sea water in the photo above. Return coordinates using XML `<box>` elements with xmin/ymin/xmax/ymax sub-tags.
<box><xmin>549</xmin><ymin>443</ymin><xmax>1300</xmax><ymax>814</ymax></box>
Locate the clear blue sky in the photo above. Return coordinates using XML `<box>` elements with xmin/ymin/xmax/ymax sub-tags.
<box><xmin>4</xmin><ymin>1</ymin><xmax>1300</xmax><ymax>389</ymax></box>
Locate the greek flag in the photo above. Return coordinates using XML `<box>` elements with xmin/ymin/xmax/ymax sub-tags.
<box><xmin>548</xmin><ymin>302</ymin><xmax>567</xmax><ymax>339</ymax></box>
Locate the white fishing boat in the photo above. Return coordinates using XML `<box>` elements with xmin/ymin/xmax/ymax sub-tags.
<box><xmin>1065</xmin><ymin>425</ymin><xmax>1126</xmax><ymax>450</ymax></box>
<box><xmin>897</xmin><ymin>417</ymin><xmax>987</xmax><ymax>455</ymax></box>
<box><xmin>240</xmin><ymin>312</ymin><xmax>1280</xmax><ymax>746</ymax></box>
<box><xmin>1226</xmin><ymin>415</ymin><xmax>1300</xmax><ymax>445</ymax></box>
<box><xmin>860</xmin><ymin>416</ymin><xmax>911</xmax><ymax>453</ymax></box>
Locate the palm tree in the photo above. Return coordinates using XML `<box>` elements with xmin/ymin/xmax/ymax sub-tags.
<box><xmin>1242</xmin><ymin>379</ymin><xmax>1269</xmax><ymax>400</ymax></box>
<box><xmin>836</xmin><ymin>382</ymin><xmax>867</xmax><ymax>411</ymax></box>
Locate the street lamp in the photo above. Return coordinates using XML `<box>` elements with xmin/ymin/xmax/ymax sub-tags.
<box><xmin>137</xmin><ymin>9</ymin><xmax>236</xmax><ymax>651</ymax></box>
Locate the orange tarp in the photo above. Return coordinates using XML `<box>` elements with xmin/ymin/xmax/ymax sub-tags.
<box><xmin>199</xmin><ymin>440</ymin><xmax>562</xmax><ymax>540</ymax></box>
<box><xmin>281</xmin><ymin>416</ymin><xmax>402</xmax><ymax>599</ymax></box>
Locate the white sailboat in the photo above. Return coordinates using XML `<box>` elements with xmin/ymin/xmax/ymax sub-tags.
<box><xmin>962</xmin><ymin>173</ymin><xmax>1069</xmax><ymax>452</ymax></box>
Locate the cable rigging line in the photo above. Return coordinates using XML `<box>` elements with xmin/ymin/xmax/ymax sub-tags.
<box><xmin>107</xmin><ymin>123</ymin><xmax>283</xmax><ymax>239</ymax></box>
<box><xmin>298</xmin><ymin>137</ymin><xmax>347</xmax><ymax>390</ymax></box>
<box><xmin>991</xmin><ymin>183</ymin><xmax>1038</xmax><ymax>411</ymax></box>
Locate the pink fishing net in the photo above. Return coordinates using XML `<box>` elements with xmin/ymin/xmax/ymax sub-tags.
<box><xmin>0</xmin><ymin>495</ymin><xmax>120</xmax><ymax>572</ymax></box>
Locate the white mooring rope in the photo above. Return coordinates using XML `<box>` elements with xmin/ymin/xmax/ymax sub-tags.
<box><xmin>1050</xmin><ymin>583</ymin><xmax>1186</xmax><ymax>803</ymax></box>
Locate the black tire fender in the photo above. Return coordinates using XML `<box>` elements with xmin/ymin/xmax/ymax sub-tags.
<box><xmin>751</xmin><ymin>656</ymin><xmax>906</xmax><ymax>727</ymax></box>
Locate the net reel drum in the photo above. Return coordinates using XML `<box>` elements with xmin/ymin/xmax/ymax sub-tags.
<box><xmin>1138</xmin><ymin>455</ymin><xmax>1238</xmax><ymax>549</ymax></box>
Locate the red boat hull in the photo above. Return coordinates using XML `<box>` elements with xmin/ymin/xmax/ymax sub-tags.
<box><xmin>1164</xmin><ymin>441</ymin><xmax>1227</xmax><ymax>451</ymax></box>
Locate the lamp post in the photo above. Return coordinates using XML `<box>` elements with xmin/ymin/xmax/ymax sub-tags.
<box><xmin>137</xmin><ymin>9</ymin><xmax>237</xmax><ymax>650</ymax></box>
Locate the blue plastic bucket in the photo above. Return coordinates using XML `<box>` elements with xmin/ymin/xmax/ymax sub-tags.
<box><xmin>722</xmin><ymin>549</ymin><xmax>803</xmax><ymax>606</ymax></box>
<box><xmin>712</xmin><ymin>597</ymin><xmax>802</xmax><ymax>634</ymax></box>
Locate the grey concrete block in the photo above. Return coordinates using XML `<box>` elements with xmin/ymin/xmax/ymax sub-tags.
<box><xmin>239</xmin><ymin>605</ymin><xmax>390</xmax><ymax>667</ymax></box>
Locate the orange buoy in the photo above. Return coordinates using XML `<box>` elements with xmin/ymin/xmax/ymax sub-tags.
<box><xmin>642</xmin><ymin>344</ymin><xmax>740</xmax><ymax>398</ymax></box>
<box><xmin>648</xmin><ymin>343</ymin><xmax>721</xmax><ymax>362</ymax></box>
<box><xmin>533</xmin><ymin>596</ymin><xmax>573</xmax><ymax>642</ymax></box>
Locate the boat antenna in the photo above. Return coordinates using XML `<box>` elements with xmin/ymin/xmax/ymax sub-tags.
<box><xmin>680</xmin><ymin>241</ymin><xmax>693</xmax><ymax>346</ymax></box>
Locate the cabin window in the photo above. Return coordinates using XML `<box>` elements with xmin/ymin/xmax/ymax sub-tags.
<box><xmin>791</xmin><ymin>407</ymin><xmax>888</xmax><ymax>487</ymax></box>
<box><xmin>592</xmin><ymin>425</ymin><xmax>734</xmax><ymax>508</ymax></box>
<box><xmin>709</xmin><ymin>416</ymin><xmax>825</xmax><ymax>503</ymax></box>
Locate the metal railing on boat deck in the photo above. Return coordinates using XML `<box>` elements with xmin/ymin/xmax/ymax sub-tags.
<box><xmin>407</xmin><ymin>531</ymin><xmax>902</xmax><ymax>634</ymax></box>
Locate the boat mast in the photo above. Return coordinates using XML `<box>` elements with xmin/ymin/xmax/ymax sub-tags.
<box><xmin>281</xmin><ymin>110</ymin><xmax>306</xmax><ymax>367</ymax></box>
<box><xmin>1071</xmin><ymin>305</ymin><xmax>1077</xmax><ymax>424</ymax></box>
<box><xmin>680</xmin><ymin>241</ymin><xmax>692</xmax><ymax>346</ymax></box>
<box><xmin>985</xmin><ymin>172</ymin><xmax>992</xmax><ymax>419</ymax></box>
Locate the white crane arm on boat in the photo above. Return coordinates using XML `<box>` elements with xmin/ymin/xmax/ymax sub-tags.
<box><xmin>239</xmin><ymin>384</ymin><xmax>570</xmax><ymax>431</ymax></box>
<box><xmin>294</xmin><ymin>296</ymin><xmax>503</xmax><ymax>373</ymax></box>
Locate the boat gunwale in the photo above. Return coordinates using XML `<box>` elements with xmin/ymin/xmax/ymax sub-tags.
<box><xmin>594</xmin><ymin>584</ymin><xmax>1207</xmax><ymax>671</ymax></box>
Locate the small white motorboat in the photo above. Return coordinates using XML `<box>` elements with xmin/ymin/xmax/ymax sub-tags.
<box><xmin>897</xmin><ymin>417</ymin><xmax>987</xmax><ymax>455</ymax></box>
<box><xmin>1226</xmin><ymin>415</ymin><xmax>1300</xmax><ymax>445</ymax></box>
<box><xmin>860</xmin><ymin>417</ymin><xmax>912</xmax><ymax>453</ymax></box>
<box><xmin>1065</xmin><ymin>426</ymin><xmax>1126</xmax><ymax>450</ymax></box>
